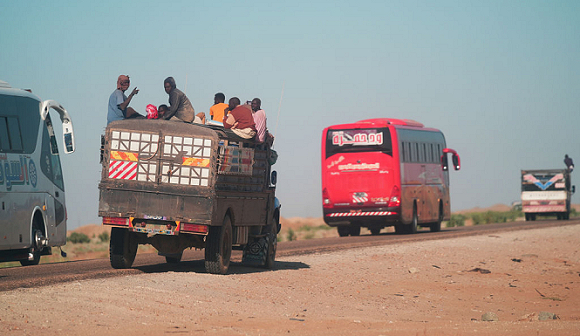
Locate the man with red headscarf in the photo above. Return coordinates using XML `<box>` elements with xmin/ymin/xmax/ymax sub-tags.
<box><xmin>107</xmin><ymin>75</ymin><xmax>141</xmax><ymax>125</ymax></box>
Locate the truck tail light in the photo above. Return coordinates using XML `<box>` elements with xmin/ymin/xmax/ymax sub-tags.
<box><xmin>181</xmin><ymin>223</ymin><xmax>208</xmax><ymax>234</ymax></box>
<box><xmin>387</xmin><ymin>185</ymin><xmax>401</xmax><ymax>208</ymax></box>
<box><xmin>103</xmin><ymin>217</ymin><xmax>129</xmax><ymax>226</ymax></box>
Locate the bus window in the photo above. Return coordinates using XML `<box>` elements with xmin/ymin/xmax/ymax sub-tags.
<box><xmin>2</xmin><ymin>116</ymin><xmax>23</xmax><ymax>152</ymax></box>
<box><xmin>41</xmin><ymin>122</ymin><xmax>65</xmax><ymax>190</ymax></box>
<box><xmin>0</xmin><ymin>117</ymin><xmax>10</xmax><ymax>151</ymax></box>
<box><xmin>326</xmin><ymin>128</ymin><xmax>392</xmax><ymax>158</ymax></box>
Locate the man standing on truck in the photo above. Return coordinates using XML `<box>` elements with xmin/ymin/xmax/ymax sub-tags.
<box><xmin>223</xmin><ymin>97</ymin><xmax>256</xmax><ymax>139</ymax></box>
<box><xmin>163</xmin><ymin>77</ymin><xmax>195</xmax><ymax>123</ymax></box>
<box><xmin>107</xmin><ymin>75</ymin><xmax>142</xmax><ymax>125</ymax></box>
<box><xmin>565</xmin><ymin>154</ymin><xmax>574</xmax><ymax>172</ymax></box>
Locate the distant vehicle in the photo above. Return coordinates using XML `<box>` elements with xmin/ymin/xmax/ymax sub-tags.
<box><xmin>321</xmin><ymin>118</ymin><xmax>460</xmax><ymax>236</ymax></box>
<box><xmin>521</xmin><ymin>169</ymin><xmax>575</xmax><ymax>221</ymax></box>
<box><xmin>98</xmin><ymin>120</ymin><xmax>280</xmax><ymax>274</ymax></box>
<box><xmin>0</xmin><ymin>80</ymin><xmax>75</xmax><ymax>265</ymax></box>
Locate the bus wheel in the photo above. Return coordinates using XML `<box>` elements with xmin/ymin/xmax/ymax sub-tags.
<box><xmin>263</xmin><ymin>217</ymin><xmax>278</xmax><ymax>269</ymax></box>
<box><xmin>205</xmin><ymin>215</ymin><xmax>232</xmax><ymax>274</ymax></box>
<box><xmin>337</xmin><ymin>226</ymin><xmax>350</xmax><ymax>237</ymax></box>
<box><xmin>165</xmin><ymin>253</ymin><xmax>183</xmax><ymax>264</ymax></box>
<box><xmin>408</xmin><ymin>206</ymin><xmax>418</xmax><ymax>234</ymax></box>
<box><xmin>370</xmin><ymin>227</ymin><xmax>381</xmax><ymax>235</ymax></box>
<box><xmin>110</xmin><ymin>228</ymin><xmax>138</xmax><ymax>269</ymax></box>
<box><xmin>394</xmin><ymin>224</ymin><xmax>405</xmax><ymax>234</ymax></box>
<box><xmin>349</xmin><ymin>226</ymin><xmax>361</xmax><ymax>236</ymax></box>
<box><xmin>20</xmin><ymin>226</ymin><xmax>44</xmax><ymax>266</ymax></box>
<box><xmin>430</xmin><ymin>208</ymin><xmax>443</xmax><ymax>232</ymax></box>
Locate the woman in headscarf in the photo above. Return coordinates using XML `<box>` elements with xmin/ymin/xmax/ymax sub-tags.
<box><xmin>162</xmin><ymin>76</ymin><xmax>195</xmax><ymax>123</ymax></box>
<box><xmin>107</xmin><ymin>75</ymin><xmax>141</xmax><ymax>125</ymax></box>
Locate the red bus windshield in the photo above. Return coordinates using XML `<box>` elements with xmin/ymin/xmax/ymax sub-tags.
<box><xmin>325</xmin><ymin>128</ymin><xmax>392</xmax><ymax>159</ymax></box>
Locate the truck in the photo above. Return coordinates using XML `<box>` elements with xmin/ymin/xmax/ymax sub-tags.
<box><xmin>98</xmin><ymin>119</ymin><xmax>280</xmax><ymax>274</ymax></box>
<box><xmin>521</xmin><ymin>169</ymin><xmax>575</xmax><ymax>221</ymax></box>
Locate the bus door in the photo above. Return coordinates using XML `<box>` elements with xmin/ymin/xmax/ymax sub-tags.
<box><xmin>39</xmin><ymin>114</ymin><xmax>67</xmax><ymax>245</ymax></box>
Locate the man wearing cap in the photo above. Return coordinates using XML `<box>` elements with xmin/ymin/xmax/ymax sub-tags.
<box><xmin>107</xmin><ymin>75</ymin><xmax>141</xmax><ymax>125</ymax></box>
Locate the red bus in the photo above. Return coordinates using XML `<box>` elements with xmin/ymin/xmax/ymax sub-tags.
<box><xmin>321</xmin><ymin>118</ymin><xmax>460</xmax><ymax>236</ymax></box>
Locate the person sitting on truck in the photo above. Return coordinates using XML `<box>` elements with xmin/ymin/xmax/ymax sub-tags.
<box><xmin>223</xmin><ymin>97</ymin><xmax>257</xmax><ymax>139</ymax></box>
<box><xmin>107</xmin><ymin>75</ymin><xmax>144</xmax><ymax>125</ymax></box>
<box><xmin>162</xmin><ymin>77</ymin><xmax>195</xmax><ymax>123</ymax></box>
<box><xmin>193</xmin><ymin>112</ymin><xmax>206</xmax><ymax>124</ymax></box>
<box><xmin>564</xmin><ymin>154</ymin><xmax>574</xmax><ymax>172</ymax></box>
<box><xmin>210</xmin><ymin>92</ymin><xmax>228</xmax><ymax>122</ymax></box>
<box><xmin>250</xmin><ymin>98</ymin><xmax>267</xmax><ymax>143</ymax></box>
<box><xmin>158</xmin><ymin>104</ymin><xmax>169</xmax><ymax>119</ymax></box>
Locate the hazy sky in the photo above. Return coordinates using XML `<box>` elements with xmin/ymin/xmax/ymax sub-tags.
<box><xmin>1</xmin><ymin>0</ymin><xmax>578</xmax><ymax>229</ymax></box>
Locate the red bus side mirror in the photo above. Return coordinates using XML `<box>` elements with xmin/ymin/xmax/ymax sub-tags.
<box><xmin>442</xmin><ymin>148</ymin><xmax>461</xmax><ymax>171</ymax></box>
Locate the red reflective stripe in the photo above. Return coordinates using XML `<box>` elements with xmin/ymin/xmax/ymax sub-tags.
<box><xmin>327</xmin><ymin>211</ymin><xmax>393</xmax><ymax>217</ymax></box>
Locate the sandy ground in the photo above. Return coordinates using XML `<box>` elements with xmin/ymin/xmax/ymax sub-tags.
<box><xmin>1</xmin><ymin>224</ymin><xmax>579</xmax><ymax>336</ymax></box>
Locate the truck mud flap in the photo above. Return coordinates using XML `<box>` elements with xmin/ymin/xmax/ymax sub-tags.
<box><xmin>242</xmin><ymin>237</ymin><xmax>268</xmax><ymax>266</ymax></box>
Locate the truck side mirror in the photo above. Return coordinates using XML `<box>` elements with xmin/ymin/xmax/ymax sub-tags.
<box><xmin>270</xmin><ymin>170</ymin><xmax>277</xmax><ymax>186</ymax></box>
<box><xmin>573</xmin><ymin>185</ymin><xmax>576</xmax><ymax>194</ymax></box>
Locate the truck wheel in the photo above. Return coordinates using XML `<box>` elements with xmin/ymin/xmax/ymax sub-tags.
<box><xmin>165</xmin><ymin>253</ymin><xmax>183</xmax><ymax>264</ymax></box>
<box><xmin>263</xmin><ymin>217</ymin><xmax>278</xmax><ymax>269</ymax></box>
<box><xmin>20</xmin><ymin>226</ymin><xmax>44</xmax><ymax>266</ymax></box>
<box><xmin>337</xmin><ymin>226</ymin><xmax>350</xmax><ymax>237</ymax></box>
<box><xmin>205</xmin><ymin>215</ymin><xmax>232</xmax><ymax>274</ymax></box>
<box><xmin>525</xmin><ymin>213</ymin><xmax>530</xmax><ymax>221</ymax></box>
<box><xmin>370</xmin><ymin>227</ymin><xmax>381</xmax><ymax>235</ymax></box>
<box><xmin>110</xmin><ymin>228</ymin><xmax>138</xmax><ymax>269</ymax></box>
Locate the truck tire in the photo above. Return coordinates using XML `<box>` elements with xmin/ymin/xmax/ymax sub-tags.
<box><xmin>110</xmin><ymin>228</ymin><xmax>138</xmax><ymax>269</ymax></box>
<box><xmin>263</xmin><ymin>217</ymin><xmax>278</xmax><ymax>269</ymax></box>
<box><xmin>370</xmin><ymin>227</ymin><xmax>381</xmax><ymax>235</ymax></box>
<box><xmin>165</xmin><ymin>253</ymin><xmax>183</xmax><ymax>264</ymax></box>
<box><xmin>205</xmin><ymin>215</ymin><xmax>232</xmax><ymax>274</ymax></box>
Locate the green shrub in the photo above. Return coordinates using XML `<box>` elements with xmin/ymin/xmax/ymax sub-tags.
<box><xmin>286</xmin><ymin>228</ymin><xmax>297</xmax><ymax>241</ymax></box>
<box><xmin>98</xmin><ymin>231</ymin><xmax>110</xmax><ymax>243</ymax></box>
<box><xmin>67</xmin><ymin>232</ymin><xmax>90</xmax><ymax>244</ymax></box>
<box><xmin>447</xmin><ymin>214</ymin><xmax>466</xmax><ymax>227</ymax></box>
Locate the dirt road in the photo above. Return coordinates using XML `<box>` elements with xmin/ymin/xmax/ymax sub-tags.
<box><xmin>1</xmin><ymin>223</ymin><xmax>579</xmax><ymax>335</ymax></box>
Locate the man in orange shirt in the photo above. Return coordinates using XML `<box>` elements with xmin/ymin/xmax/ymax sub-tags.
<box><xmin>210</xmin><ymin>92</ymin><xmax>228</xmax><ymax>122</ymax></box>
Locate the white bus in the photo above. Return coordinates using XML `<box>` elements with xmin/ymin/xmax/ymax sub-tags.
<box><xmin>0</xmin><ymin>80</ymin><xmax>75</xmax><ymax>266</ymax></box>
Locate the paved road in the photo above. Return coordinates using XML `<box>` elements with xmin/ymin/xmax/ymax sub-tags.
<box><xmin>1</xmin><ymin>219</ymin><xmax>578</xmax><ymax>292</ymax></box>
